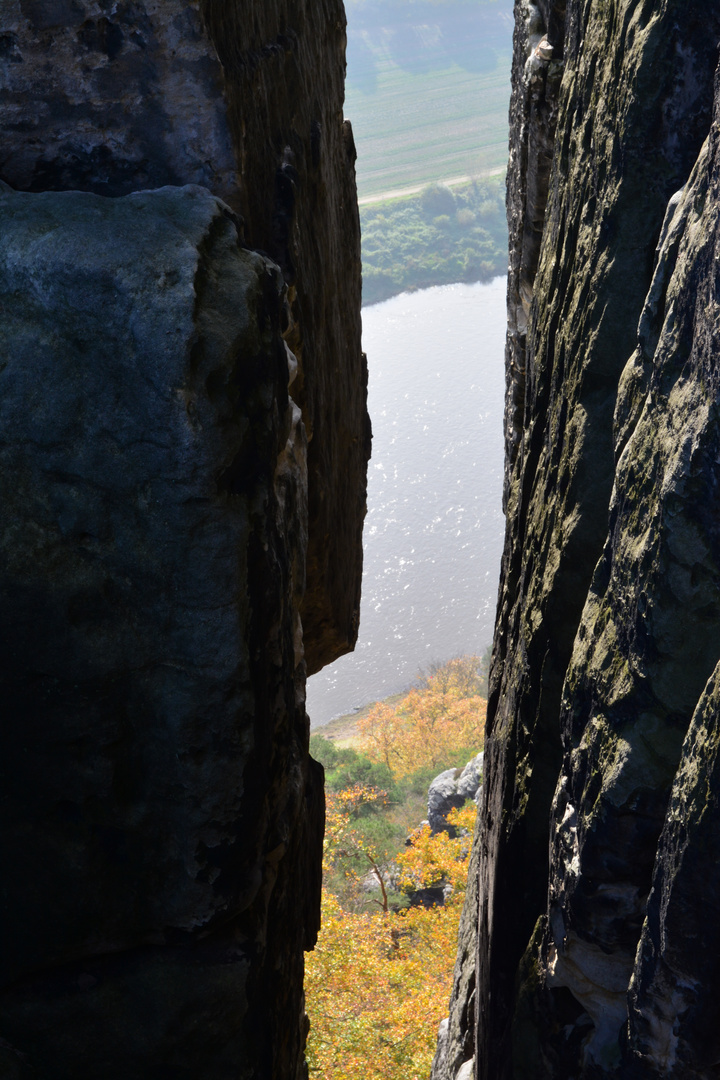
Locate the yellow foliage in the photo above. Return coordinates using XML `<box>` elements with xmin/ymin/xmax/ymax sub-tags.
<box><xmin>306</xmin><ymin>792</ymin><xmax>478</xmax><ymax>1080</ymax></box>
<box><xmin>323</xmin><ymin>785</ymin><xmax>391</xmax><ymax>911</ymax></box>
<box><xmin>357</xmin><ymin>656</ymin><xmax>486</xmax><ymax>776</ymax></box>
<box><xmin>395</xmin><ymin>803</ymin><xmax>477</xmax><ymax>895</ymax></box>
<box><xmin>323</xmin><ymin>785</ymin><xmax>389</xmax><ymax>871</ymax></box>
<box><xmin>306</xmin><ymin>657</ymin><xmax>486</xmax><ymax>1079</ymax></box>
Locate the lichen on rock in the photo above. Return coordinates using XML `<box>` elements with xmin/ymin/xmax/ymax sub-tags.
<box><xmin>440</xmin><ymin>2</ymin><xmax>720</xmax><ymax>1078</ymax></box>
<box><xmin>0</xmin><ymin>1</ymin><xmax>367</xmax><ymax>1075</ymax></box>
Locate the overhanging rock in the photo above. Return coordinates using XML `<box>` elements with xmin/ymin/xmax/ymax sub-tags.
<box><xmin>0</xmin><ymin>0</ymin><xmax>370</xmax><ymax>674</ymax></box>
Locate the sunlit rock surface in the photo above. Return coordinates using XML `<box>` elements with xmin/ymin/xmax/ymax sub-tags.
<box><xmin>0</xmin><ymin>1</ymin><xmax>367</xmax><ymax>1075</ymax></box>
<box><xmin>440</xmin><ymin>1</ymin><xmax>720</xmax><ymax>1078</ymax></box>
<box><xmin>428</xmin><ymin>752</ymin><xmax>484</xmax><ymax>834</ymax></box>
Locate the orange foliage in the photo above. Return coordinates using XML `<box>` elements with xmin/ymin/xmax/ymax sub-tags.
<box><xmin>358</xmin><ymin>656</ymin><xmax>486</xmax><ymax>776</ymax></box>
<box><xmin>306</xmin><ymin>790</ymin><xmax>478</xmax><ymax>1080</ymax></box>
<box><xmin>305</xmin><ymin>894</ymin><xmax>463</xmax><ymax>1080</ymax></box>
<box><xmin>306</xmin><ymin>657</ymin><xmax>487</xmax><ymax>1079</ymax></box>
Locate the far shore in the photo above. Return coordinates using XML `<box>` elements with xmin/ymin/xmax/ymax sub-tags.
<box><xmin>357</xmin><ymin>167</ymin><xmax>506</xmax><ymax>207</ymax></box>
<box><xmin>310</xmin><ymin>692</ymin><xmax>407</xmax><ymax>746</ymax></box>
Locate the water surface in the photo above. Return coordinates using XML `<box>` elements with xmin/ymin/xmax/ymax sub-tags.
<box><xmin>306</xmin><ymin>278</ymin><xmax>507</xmax><ymax>727</ymax></box>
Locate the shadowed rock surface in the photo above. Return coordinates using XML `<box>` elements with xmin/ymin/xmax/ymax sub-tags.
<box><xmin>0</xmin><ymin>2</ymin><xmax>366</xmax><ymax>1076</ymax></box>
<box><xmin>0</xmin><ymin>181</ymin><xmax>319</xmax><ymax>1080</ymax></box>
<box><xmin>0</xmin><ymin>0</ymin><xmax>370</xmax><ymax>674</ymax></box>
<box><xmin>437</xmin><ymin>2</ymin><xmax>720</xmax><ymax>1078</ymax></box>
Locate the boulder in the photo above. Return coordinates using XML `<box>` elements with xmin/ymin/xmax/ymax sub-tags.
<box><xmin>457</xmin><ymin>752</ymin><xmax>484</xmax><ymax>802</ymax></box>
<box><xmin>428</xmin><ymin>752</ymin><xmax>483</xmax><ymax>834</ymax></box>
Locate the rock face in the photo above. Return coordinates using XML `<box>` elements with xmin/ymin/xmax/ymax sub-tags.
<box><xmin>0</xmin><ymin>0</ymin><xmax>369</xmax><ymax>674</ymax></box>
<box><xmin>428</xmin><ymin>752</ymin><xmax>484</xmax><ymax>834</ymax></box>
<box><xmin>0</xmin><ymin>183</ymin><xmax>321</xmax><ymax>1078</ymax></box>
<box><xmin>0</xmin><ymin>2</ymin><xmax>367</xmax><ymax>1077</ymax></box>
<box><xmin>438</xmin><ymin>2</ymin><xmax>720</xmax><ymax>1079</ymax></box>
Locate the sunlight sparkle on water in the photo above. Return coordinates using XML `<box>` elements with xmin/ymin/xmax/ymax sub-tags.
<box><xmin>306</xmin><ymin>278</ymin><xmax>507</xmax><ymax>727</ymax></box>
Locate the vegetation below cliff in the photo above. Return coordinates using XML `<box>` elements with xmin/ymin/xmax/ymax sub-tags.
<box><xmin>361</xmin><ymin>178</ymin><xmax>507</xmax><ymax>305</ymax></box>
<box><xmin>306</xmin><ymin>657</ymin><xmax>486</xmax><ymax>1079</ymax></box>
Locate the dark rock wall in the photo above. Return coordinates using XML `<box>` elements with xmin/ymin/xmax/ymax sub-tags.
<box><xmin>0</xmin><ymin>184</ymin><xmax>317</xmax><ymax>1079</ymax></box>
<box><xmin>0</xmin><ymin>2</ymin><xmax>366</xmax><ymax>1077</ymax></box>
<box><xmin>0</xmin><ymin>0</ymin><xmax>369</xmax><ymax>673</ymax></box>
<box><xmin>439</xmin><ymin>2</ymin><xmax>720</xmax><ymax>1079</ymax></box>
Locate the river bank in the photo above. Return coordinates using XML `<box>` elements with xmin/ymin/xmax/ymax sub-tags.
<box><xmin>360</xmin><ymin>177</ymin><xmax>507</xmax><ymax>305</ymax></box>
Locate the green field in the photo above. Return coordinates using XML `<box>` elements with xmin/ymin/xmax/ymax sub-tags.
<box><xmin>344</xmin><ymin>1</ymin><xmax>513</xmax><ymax>198</ymax></box>
<box><xmin>346</xmin><ymin>56</ymin><xmax>511</xmax><ymax>197</ymax></box>
<box><xmin>342</xmin><ymin>0</ymin><xmax>512</xmax><ymax>300</ymax></box>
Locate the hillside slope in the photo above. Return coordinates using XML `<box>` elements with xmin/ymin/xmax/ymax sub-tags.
<box><xmin>344</xmin><ymin>0</ymin><xmax>513</xmax><ymax>197</ymax></box>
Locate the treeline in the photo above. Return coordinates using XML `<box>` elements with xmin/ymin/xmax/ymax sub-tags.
<box><xmin>361</xmin><ymin>177</ymin><xmax>507</xmax><ymax>305</ymax></box>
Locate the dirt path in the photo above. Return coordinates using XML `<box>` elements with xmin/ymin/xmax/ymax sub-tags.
<box><xmin>311</xmin><ymin>693</ymin><xmax>406</xmax><ymax>745</ymax></box>
<box><xmin>357</xmin><ymin>167</ymin><xmax>505</xmax><ymax>206</ymax></box>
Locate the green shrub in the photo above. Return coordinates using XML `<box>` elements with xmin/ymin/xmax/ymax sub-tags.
<box><xmin>420</xmin><ymin>182</ymin><xmax>457</xmax><ymax>217</ymax></box>
<box><xmin>310</xmin><ymin>734</ymin><xmax>398</xmax><ymax>801</ymax></box>
<box><xmin>360</xmin><ymin>176</ymin><xmax>507</xmax><ymax>304</ymax></box>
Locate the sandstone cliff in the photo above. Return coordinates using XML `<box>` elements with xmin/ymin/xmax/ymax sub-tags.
<box><xmin>0</xmin><ymin>2</ymin><xmax>368</xmax><ymax>1077</ymax></box>
<box><xmin>438</xmin><ymin>2</ymin><xmax>720</xmax><ymax>1078</ymax></box>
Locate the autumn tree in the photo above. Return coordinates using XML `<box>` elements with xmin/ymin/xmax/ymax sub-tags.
<box><xmin>357</xmin><ymin>655</ymin><xmax>486</xmax><ymax>776</ymax></box>
<box><xmin>306</xmin><ymin>794</ymin><xmax>478</xmax><ymax>1080</ymax></box>
<box><xmin>306</xmin><ymin>656</ymin><xmax>487</xmax><ymax>1079</ymax></box>
<box><xmin>323</xmin><ymin>785</ymin><xmax>393</xmax><ymax>911</ymax></box>
<box><xmin>395</xmin><ymin>802</ymin><xmax>477</xmax><ymax>898</ymax></box>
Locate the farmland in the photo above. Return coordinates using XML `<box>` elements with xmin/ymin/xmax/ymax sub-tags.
<box><xmin>344</xmin><ymin>0</ymin><xmax>513</xmax><ymax>199</ymax></box>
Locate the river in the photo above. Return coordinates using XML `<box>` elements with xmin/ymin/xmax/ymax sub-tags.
<box><xmin>306</xmin><ymin>277</ymin><xmax>507</xmax><ymax>728</ymax></box>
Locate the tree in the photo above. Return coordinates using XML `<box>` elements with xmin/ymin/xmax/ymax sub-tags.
<box><xmin>306</xmin><ymin>658</ymin><xmax>486</xmax><ymax>1078</ymax></box>
<box><xmin>305</xmin><ymin>790</ymin><xmax>478</xmax><ymax>1080</ymax></box>
<box><xmin>323</xmin><ymin>785</ymin><xmax>392</xmax><ymax>911</ymax></box>
<box><xmin>357</xmin><ymin>656</ymin><xmax>486</xmax><ymax>776</ymax></box>
<box><xmin>396</xmin><ymin>802</ymin><xmax>477</xmax><ymax>896</ymax></box>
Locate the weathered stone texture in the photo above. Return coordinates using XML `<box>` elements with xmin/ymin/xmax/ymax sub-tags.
<box><xmin>0</xmin><ymin>2</ymin><xmax>366</xmax><ymax>1073</ymax></box>
<box><xmin>440</xmin><ymin>2</ymin><xmax>720</xmax><ymax>1079</ymax></box>
<box><xmin>544</xmin><ymin>122</ymin><xmax>720</xmax><ymax>1074</ymax></box>
<box><xmin>428</xmin><ymin>753</ymin><xmax>484</xmax><ymax>835</ymax></box>
<box><xmin>628</xmin><ymin>663</ymin><xmax>720</xmax><ymax>1077</ymax></box>
<box><xmin>0</xmin><ymin>183</ymin><xmax>322</xmax><ymax>1078</ymax></box>
<box><xmin>0</xmin><ymin>0</ymin><xmax>369</xmax><ymax>675</ymax></box>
